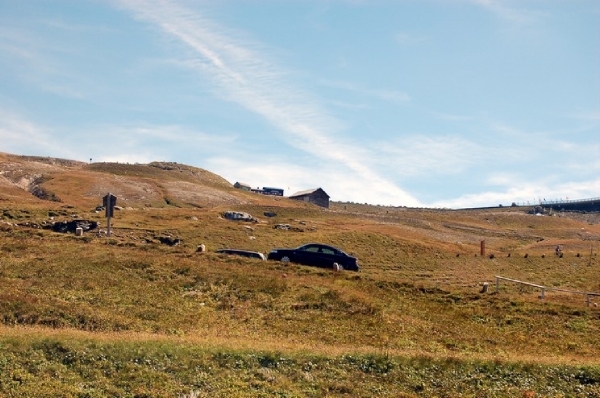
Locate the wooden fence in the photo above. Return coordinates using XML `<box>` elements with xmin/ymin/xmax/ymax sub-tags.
<box><xmin>495</xmin><ymin>276</ymin><xmax>600</xmax><ymax>307</ymax></box>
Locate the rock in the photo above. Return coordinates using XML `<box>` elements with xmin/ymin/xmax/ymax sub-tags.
<box><xmin>223</xmin><ymin>211</ymin><xmax>254</xmax><ymax>222</ymax></box>
<box><xmin>157</xmin><ymin>236</ymin><xmax>182</xmax><ymax>246</ymax></box>
<box><xmin>273</xmin><ymin>223</ymin><xmax>304</xmax><ymax>232</ymax></box>
<box><xmin>51</xmin><ymin>220</ymin><xmax>99</xmax><ymax>233</ymax></box>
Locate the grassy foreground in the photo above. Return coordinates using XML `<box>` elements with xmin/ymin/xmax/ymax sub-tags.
<box><xmin>1</xmin><ymin>329</ymin><xmax>599</xmax><ymax>397</ymax></box>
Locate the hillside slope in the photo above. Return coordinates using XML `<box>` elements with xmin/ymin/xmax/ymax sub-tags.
<box><xmin>0</xmin><ymin>152</ymin><xmax>267</xmax><ymax>209</ymax></box>
<box><xmin>2</xmin><ymin>151</ymin><xmax>599</xmax><ymax>260</ymax></box>
<box><xmin>0</xmin><ymin>151</ymin><xmax>599</xmax><ymax>396</ymax></box>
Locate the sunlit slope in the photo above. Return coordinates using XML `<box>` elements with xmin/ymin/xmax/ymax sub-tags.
<box><xmin>0</xmin><ymin>153</ymin><xmax>250</xmax><ymax>208</ymax></box>
<box><xmin>1</xmin><ymin>151</ymin><xmax>599</xmax><ymax>396</ymax></box>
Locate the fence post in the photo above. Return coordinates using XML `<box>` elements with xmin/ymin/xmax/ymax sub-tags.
<box><xmin>496</xmin><ymin>276</ymin><xmax>500</xmax><ymax>293</ymax></box>
<box><xmin>587</xmin><ymin>294</ymin><xmax>591</xmax><ymax>307</ymax></box>
<box><xmin>540</xmin><ymin>288</ymin><xmax>545</xmax><ymax>300</ymax></box>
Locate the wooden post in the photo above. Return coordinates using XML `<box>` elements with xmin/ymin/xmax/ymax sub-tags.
<box><xmin>496</xmin><ymin>276</ymin><xmax>500</xmax><ymax>292</ymax></box>
<box><xmin>587</xmin><ymin>294</ymin><xmax>591</xmax><ymax>307</ymax></box>
<box><xmin>480</xmin><ymin>240</ymin><xmax>485</xmax><ymax>256</ymax></box>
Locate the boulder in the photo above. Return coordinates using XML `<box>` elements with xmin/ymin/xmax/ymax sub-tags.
<box><xmin>51</xmin><ymin>220</ymin><xmax>98</xmax><ymax>233</ymax></box>
<box><xmin>156</xmin><ymin>236</ymin><xmax>181</xmax><ymax>246</ymax></box>
<box><xmin>223</xmin><ymin>211</ymin><xmax>254</xmax><ymax>222</ymax></box>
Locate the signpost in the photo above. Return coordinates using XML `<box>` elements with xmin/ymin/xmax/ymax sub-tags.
<box><xmin>103</xmin><ymin>193</ymin><xmax>117</xmax><ymax>237</ymax></box>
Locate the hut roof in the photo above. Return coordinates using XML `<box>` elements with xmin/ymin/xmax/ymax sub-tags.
<box><xmin>289</xmin><ymin>188</ymin><xmax>329</xmax><ymax>198</ymax></box>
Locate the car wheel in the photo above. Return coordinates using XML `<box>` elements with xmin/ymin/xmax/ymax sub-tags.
<box><xmin>281</xmin><ymin>256</ymin><xmax>290</xmax><ymax>264</ymax></box>
<box><xmin>333</xmin><ymin>262</ymin><xmax>343</xmax><ymax>271</ymax></box>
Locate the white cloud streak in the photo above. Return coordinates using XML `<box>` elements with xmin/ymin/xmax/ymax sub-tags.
<box><xmin>206</xmin><ymin>155</ymin><xmax>416</xmax><ymax>206</ymax></box>
<box><xmin>432</xmin><ymin>177</ymin><xmax>600</xmax><ymax>209</ymax></box>
<box><xmin>321</xmin><ymin>80</ymin><xmax>411</xmax><ymax>104</ymax></box>
<box><xmin>76</xmin><ymin>124</ymin><xmax>238</xmax><ymax>164</ymax></box>
<box><xmin>565</xmin><ymin>111</ymin><xmax>600</xmax><ymax>123</ymax></box>
<box><xmin>0</xmin><ymin>110</ymin><xmax>64</xmax><ymax>156</ymax></box>
<box><xmin>373</xmin><ymin>135</ymin><xmax>483</xmax><ymax>177</ymax></box>
<box><xmin>468</xmin><ymin>0</ymin><xmax>539</xmax><ymax>24</ymax></box>
<box><xmin>114</xmin><ymin>0</ymin><xmax>421</xmax><ymax>206</ymax></box>
<box><xmin>395</xmin><ymin>32</ymin><xmax>428</xmax><ymax>45</ymax></box>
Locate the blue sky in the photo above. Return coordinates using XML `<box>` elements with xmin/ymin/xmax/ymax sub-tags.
<box><xmin>1</xmin><ymin>0</ymin><xmax>598</xmax><ymax>208</ymax></box>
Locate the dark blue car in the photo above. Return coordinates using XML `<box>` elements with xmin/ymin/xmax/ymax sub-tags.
<box><xmin>267</xmin><ymin>243</ymin><xmax>360</xmax><ymax>271</ymax></box>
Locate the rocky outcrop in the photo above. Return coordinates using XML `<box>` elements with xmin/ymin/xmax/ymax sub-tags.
<box><xmin>51</xmin><ymin>220</ymin><xmax>98</xmax><ymax>233</ymax></box>
<box><xmin>223</xmin><ymin>211</ymin><xmax>255</xmax><ymax>222</ymax></box>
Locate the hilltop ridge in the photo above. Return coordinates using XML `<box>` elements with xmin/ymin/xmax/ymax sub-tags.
<box><xmin>0</xmin><ymin>152</ymin><xmax>292</xmax><ymax>209</ymax></box>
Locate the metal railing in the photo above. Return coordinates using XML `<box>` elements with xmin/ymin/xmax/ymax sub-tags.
<box><xmin>495</xmin><ymin>276</ymin><xmax>600</xmax><ymax>307</ymax></box>
<box><xmin>537</xmin><ymin>197</ymin><xmax>600</xmax><ymax>205</ymax></box>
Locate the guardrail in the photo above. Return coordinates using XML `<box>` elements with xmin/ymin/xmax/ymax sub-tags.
<box><xmin>495</xmin><ymin>276</ymin><xmax>600</xmax><ymax>307</ymax></box>
<box><xmin>539</xmin><ymin>197</ymin><xmax>600</xmax><ymax>205</ymax></box>
<box><xmin>508</xmin><ymin>197</ymin><xmax>600</xmax><ymax>207</ymax></box>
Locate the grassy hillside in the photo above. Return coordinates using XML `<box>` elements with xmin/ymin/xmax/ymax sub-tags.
<box><xmin>0</xmin><ymin>153</ymin><xmax>599</xmax><ymax>397</ymax></box>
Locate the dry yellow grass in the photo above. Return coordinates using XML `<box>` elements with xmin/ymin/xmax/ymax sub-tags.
<box><xmin>1</xmin><ymin>153</ymin><xmax>599</xmax><ymax>396</ymax></box>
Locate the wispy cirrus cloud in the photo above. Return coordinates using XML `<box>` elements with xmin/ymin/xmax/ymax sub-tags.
<box><xmin>373</xmin><ymin>135</ymin><xmax>483</xmax><ymax>177</ymax></box>
<box><xmin>74</xmin><ymin>123</ymin><xmax>240</xmax><ymax>165</ymax></box>
<box><xmin>564</xmin><ymin>111</ymin><xmax>600</xmax><ymax>123</ymax></box>
<box><xmin>491</xmin><ymin>122</ymin><xmax>599</xmax><ymax>154</ymax></box>
<box><xmin>321</xmin><ymin>80</ymin><xmax>411</xmax><ymax>104</ymax></box>
<box><xmin>40</xmin><ymin>18</ymin><xmax>119</xmax><ymax>34</ymax></box>
<box><xmin>114</xmin><ymin>0</ymin><xmax>421</xmax><ymax>206</ymax></box>
<box><xmin>395</xmin><ymin>32</ymin><xmax>427</xmax><ymax>45</ymax></box>
<box><xmin>431</xmin><ymin>111</ymin><xmax>473</xmax><ymax>122</ymax></box>
<box><xmin>468</xmin><ymin>0</ymin><xmax>540</xmax><ymax>24</ymax></box>
<box><xmin>0</xmin><ymin>26</ymin><xmax>50</xmax><ymax>70</ymax></box>
<box><xmin>432</xmin><ymin>176</ymin><xmax>600</xmax><ymax>209</ymax></box>
<box><xmin>0</xmin><ymin>24</ymin><xmax>88</xmax><ymax>100</ymax></box>
<box><xmin>0</xmin><ymin>110</ymin><xmax>69</xmax><ymax>157</ymax></box>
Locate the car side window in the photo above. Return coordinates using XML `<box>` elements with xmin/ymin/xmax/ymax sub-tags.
<box><xmin>303</xmin><ymin>246</ymin><xmax>320</xmax><ymax>253</ymax></box>
<box><xmin>321</xmin><ymin>248</ymin><xmax>335</xmax><ymax>255</ymax></box>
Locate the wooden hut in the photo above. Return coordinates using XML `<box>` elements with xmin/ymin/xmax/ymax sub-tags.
<box><xmin>234</xmin><ymin>182</ymin><xmax>252</xmax><ymax>191</ymax></box>
<box><xmin>289</xmin><ymin>188</ymin><xmax>330</xmax><ymax>208</ymax></box>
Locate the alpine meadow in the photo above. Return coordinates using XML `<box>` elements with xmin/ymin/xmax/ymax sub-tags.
<box><xmin>0</xmin><ymin>153</ymin><xmax>599</xmax><ymax>397</ymax></box>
